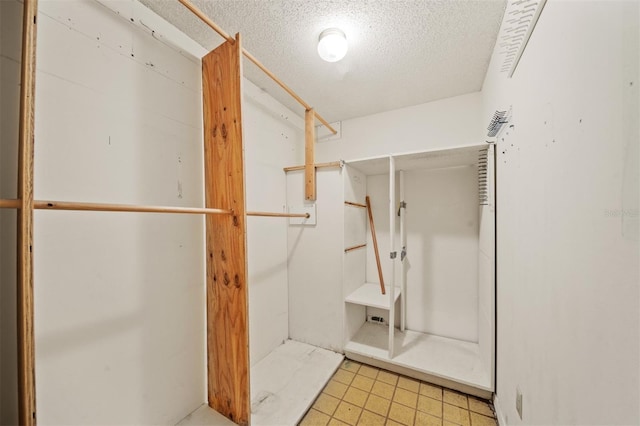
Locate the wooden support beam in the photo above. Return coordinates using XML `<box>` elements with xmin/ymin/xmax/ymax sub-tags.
<box><xmin>344</xmin><ymin>201</ymin><xmax>367</xmax><ymax>209</ymax></box>
<box><xmin>17</xmin><ymin>1</ymin><xmax>38</xmax><ymax>424</ymax></box>
<box><xmin>202</xmin><ymin>33</ymin><xmax>250</xmax><ymax>426</ymax></box>
<box><xmin>366</xmin><ymin>196</ymin><xmax>386</xmax><ymax>295</ymax></box>
<box><xmin>305</xmin><ymin>108</ymin><xmax>316</xmax><ymax>201</ymax></box>
<box><xmin>344</xmin><ymin>244</ymin><xmax>366</xmax><ymax>253</ymax></box>
<box><xmin>282</xmin><ymin>161</ymin><xmax>342</xmax><ymax>173</ymax></box>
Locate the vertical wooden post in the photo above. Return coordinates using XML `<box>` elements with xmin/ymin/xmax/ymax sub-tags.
<box><xmin>17</xmin><ymin>1</ymin><xmax>38</xmax><ymax>424</ymax></box>
<box><xmin>202</xmin><ymin>33</ymin><xmax>250</xmax><ymax>426</ymax></box>
<box><xmin>305</xmin><ymin>108</ymin><xmax>316</xmax><ymax>201</ymax></box>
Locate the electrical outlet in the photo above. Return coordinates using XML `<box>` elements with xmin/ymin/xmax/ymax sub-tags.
<box><xmin>516</xmin><ymin>387</ymin><xmax>523</xmax><ymax>420</ymax></box>
<box><xmin>367</xmin><ymin>315</ymin><xmax>386</xmax><ymax>325</ymax></box>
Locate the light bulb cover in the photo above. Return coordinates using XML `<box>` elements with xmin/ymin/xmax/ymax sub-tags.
<box><xmin>317</xmin><ymin>28</ymin><xmax>348</xmax><ymax>62</ymax></box>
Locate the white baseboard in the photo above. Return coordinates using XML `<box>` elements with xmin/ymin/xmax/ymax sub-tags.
<box><xmin>493</xmin><ymin>393</ymin><xmax>508</xmax><ymax>426</ymax></box>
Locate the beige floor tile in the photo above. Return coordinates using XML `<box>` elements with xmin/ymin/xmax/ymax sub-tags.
<box><xmin>334</xmin><ymin>369</ymin><xmax>356</xmax><ymax>385</ymax></box>
<box><xmin>377</xmin><ymin>370</ymin><xmax>399</xmax><ymax>386</ymax></box>
<box><xmin>313</xmin><ymin>393</ymin><xmax>340</xmax><ymax>416</ymax></box>
<box><xmin>392</xmin><ymin>388</ymin><xmax>418</xmax><ymax>409</ymax></box>
<box><xmin>324</xmin><ymin>380</ymin><xmax>349</xmax><ymax>399</ymax></box>
<box><xmin>343</xmin><ymin>386</ymin><xmax>369</xmax><ymax>408</ymax></box>
<box><xmin>300</xmin><ymin>408</ymin><xmax>331</xmax><ymax>426</ymax></box>
<box><xmin>469</xmin><ymin>412</ymin><xmax>497</xmax><ymax>426</ymax></box>
<box><xmin>329</xmin><ymin>418</ymin><xmax>351</xmax><ymax>426</ymax></box>
<box><xmin>365</xmin><ymin>394</ymin><xmax>391</xmax><ymax>417</ymax></box>
<box><xmin>351</xmin><ymin>375</ymin><xmax>375</xmax><ymax>392</ymax></box>
<box><xmin>386</xmin><ymin>420</ymin><xmax>404</xmax><ymax>426</ymax></box>
<box><xmin>417</xmin><ymin>395</ymin><xmax>442</xmax><ymax>417</ymax></box>
<box><xmin>387</xmin><ymin>402</ymin><xmax>416</xmax><ymax>426</ymax></box>
<box><xmin>443</xmin><ymin>390</ymin><xmax>468</xmax><ymax>409</ymax></box>
<box><xmin>419</xmin><ymin>383</ymin><xmax>443</xmax><ymax>401</ymax></box>
<box><xmin>359</xmin><ymin>365</ymin><xmax>380</xmax><ymax>379</ymax></box>
<box><xmin>397</xmin><ymin>377</ymin><xmax>420</xmax><ymax>393</ymax></box>
<box><xmin>415</xmin><ymin>411</ymin><xmax>443</xmax><ymax>426</ymax></box>
<box><xmin>442</xmin><ymin>403</ymin><xmax>470</xmax><ymax>426</ymax></box>
<box><xmin>341</xmin><ymin>360</ymin><xmax>362</xmax><ymax>374</ymax></box>
<box><xmin>371</xmin><ymin>380</ymin><xmax>395</xmax><ymax>400</ymax></box>
<box><xmin>467</xmin><ymin>399</ymin><xmax>493</xmax><ymax>418</ymax></box>
<box><xmin>443</xmin><ymin>421</ymin><xmax>459</xmax><ymax>426</ymax></box>
<box><xmin>357</xmin><ymin>410</ymin><xmax>386</xmax><ymax>426</ymax></box>
<box><xmin>334</xmin><ymin>401</ymin><xmax>363</xmax><ymax>426</ymax></box>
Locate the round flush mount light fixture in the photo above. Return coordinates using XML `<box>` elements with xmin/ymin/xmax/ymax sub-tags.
<box><xmin>317</xmin><ymin>28</ymin><xmax>348</xmax><ymax>62</ymax></box>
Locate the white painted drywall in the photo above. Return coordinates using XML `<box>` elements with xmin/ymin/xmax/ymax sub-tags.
<box><xmin>402</xmin><ymin>166</ymin><xmax>479</xmax><ymax>342</ymax></box>
<box><xmin>32</xmin><ymin>1</ymin><xmax>206</xmax><ymax>424</ymax></box>
<box><xmin>483</xmin><ymin>2</ymin><xmax>639</xmax><ymax>424</ymax></box>
<box><xmin>287</xmin><ymin>168</ymin><xmax>344</xmax><ymax>352</ymax></box>
<box><xmin>315</xmin><ymin>91</ymin><xmax>482</xmax><ymax>163</ymax></box>
<box><xmin>0</xmin><ymin>1</ymin><xmax>21</xmax><ymax>424</ymax></box>
<box><xmin>343</xmin><ymin>165</ymin><xmax>367</xmax><ymax>343</ymax></box>
<box><xmin>244</xmin><ymin>81</ymin><xmax>301</xmax><ymax>367</ymax></box>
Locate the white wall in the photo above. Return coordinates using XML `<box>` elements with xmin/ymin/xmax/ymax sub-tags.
<box><xmin>316</xmin><ymin>91</ymin><xmax>482</xmax><ymax>163</ymax></box>
<box><xmin>402</xmin><ymin>166</ymin><xmax>479</xmax><ymax>342</ymax></box>
<box><xmin>33</xmin><ymin>1</ymin><xmax>206</xmax><ymax>424</ymax></box>
<box><xmin>244</xmin><ymin>81</ymin><xmax>301</xmax><ymax>367</ymax></box>
<box><xmin>483</xmin><ymin>1</ymin><xmax>639</xmax><ymax>424</ymax></box>
<box><xmin>287</xmin><ymin>169</ymin><xmax>344</xmax><ymax>352</ymax></box>
<box><xmin>0</xmin><ymin>2</ymin><xmax>21</xmax><ymax>424</ymax></box>
<box><xmin>343</xmin><ymin>165</ymin><xmax>367</xmax><ymax>342</ymax></box>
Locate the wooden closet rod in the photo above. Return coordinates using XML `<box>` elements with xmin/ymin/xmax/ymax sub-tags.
<box><xmin>344</xmin><ymin>244</ymin><xmax>366</xmax><ymax>253</ymax></box>
<box><xmin>0</xmin><ymin>199</ymin><xmax>232</xmax><ymax>215</ymax></box>
<box><xmin>177</xmin><ymin>0</ymin><xmax>337</xmax><ymax>135</ymax></box>
<box><xmin>0</xmin><ymin>199</ymin><xmax>20</xmax><ymax>208</ymax></box>
<box><xmin>247</xmin><ymin>211</ymin><xmax>309</xmax><ymax>218</ymax></box>
<box><xmin>283</xmin><ymin>161</ymin><xmax>342</xmax><ymax>172</ymax></box>
<box><xmin>0</xmin><ymin>200</ymin><xmax>311</xmax><ymax>219</ymax></box>
<box><xmin>344</xmin><ymin>201</ymin><xmax>366</xmax><ymax>208</ymax></box>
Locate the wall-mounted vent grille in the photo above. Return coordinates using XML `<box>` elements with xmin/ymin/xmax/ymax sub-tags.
<box><xmin>498</xmin><ymin>0</ymin><xmax>548</xmax><ymax>77</ymax></box>
<box><xmin>487</xmin><ymin>109</ymin><xmax>509</xmax><ymax>137</ymax></box>
<box><xmin>478</xmin><ymin>148</ymin><xmax>489</xmax><ymax>206</ymax></box>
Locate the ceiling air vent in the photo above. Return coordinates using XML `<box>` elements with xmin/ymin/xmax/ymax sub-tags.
<box><xmin>498</xmin><ymin>0</ymin><xmax>547</xmax><ymax>77</ymax></box>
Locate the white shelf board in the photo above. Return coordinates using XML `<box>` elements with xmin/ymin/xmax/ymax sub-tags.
<box><xmin>345</xmin><ymin>283</ymin><xmax>401</xmax><ymax>310</ymax></box>
<box><xmin>250</xmin><ymin>340</ymin><xmax>343</xmax><ymax>425</ymax></box>
<box><xmin>344</xmin><ymin>322</ymin><xmax>491</xmax><ymax>396</ymax></box>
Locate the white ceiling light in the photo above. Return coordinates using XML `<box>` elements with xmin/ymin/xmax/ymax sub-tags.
<box><xmin>317</xmin><ymin>28</ymin><xmax>348</xmax><ymax>62</ymax></box>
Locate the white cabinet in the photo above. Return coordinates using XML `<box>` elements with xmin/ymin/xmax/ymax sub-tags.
<box><xmin>341</xmin><ymin>144</ymin><xmax>496</xmax><ymax>398</ymax></box>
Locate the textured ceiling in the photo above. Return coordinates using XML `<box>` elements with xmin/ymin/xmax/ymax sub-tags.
<box><xmin>140</xmin><ymin>0</ymin><xmax>507</xmax><ymax>123</ymax></box>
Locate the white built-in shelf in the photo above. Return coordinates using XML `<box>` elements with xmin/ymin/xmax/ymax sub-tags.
<box><xmin>344</xmin><ymin>322</ymin><xmax>492</xmax><ymax>398</ymax></box>
<box><xmin>345</xmin><ymin>283</ymin><xmax>401</xmax><ymax>310</ymax></box>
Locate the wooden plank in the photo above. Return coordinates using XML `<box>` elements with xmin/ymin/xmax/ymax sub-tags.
<box><xmin>365</xmin><ymin>196</ymin><xmax>385</xmax><ymax>295</ymax></box>
<box><xmin>305</xmin><ymin>108</ymin><xmax>316</xmax><ymax>201</ymax></box>
<box><xmin>17</xmin><ymin>1</ymin><xmax>38</xmax><ymax>424</ymax></box>
<box><xmin>282</xmin><ymin>161</ymin><xmax>341</xmax><ymax>173</ymax></box>
<box><xmin>202</xmin><ymin>34</ymin><xmax>250</xmax><ymax>426</ymax></box>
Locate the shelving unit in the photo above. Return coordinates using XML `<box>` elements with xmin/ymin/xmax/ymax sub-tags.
<box><xmin>341</xmin><ymin>144</ymin><xmax>496</xmax><ymax>398</ymax></box>
<box><xmin>345</xmin><ymin>283</ymin><xmax>401</xmax><ymax>310</ymax></box>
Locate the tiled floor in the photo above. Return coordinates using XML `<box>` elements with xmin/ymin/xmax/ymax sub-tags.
<box><xmin>299</xmin><ymin>359</ymin><xmax>497</xmax><ymax>426</ymax></box>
